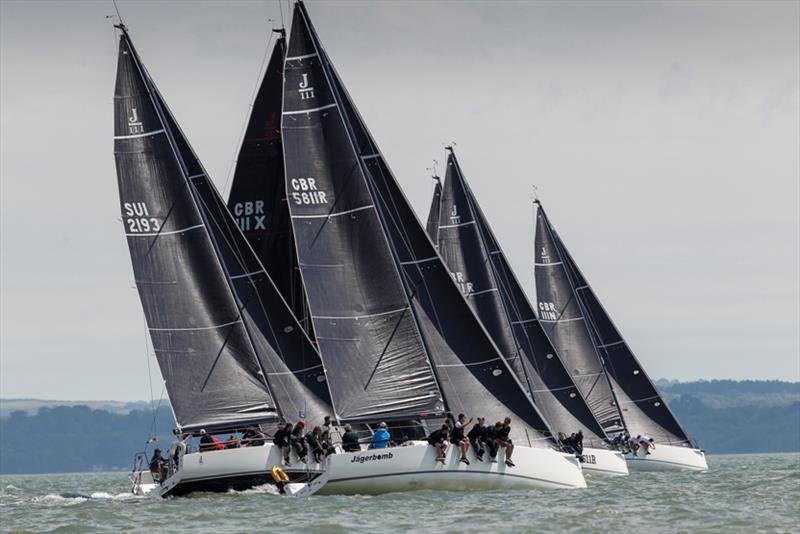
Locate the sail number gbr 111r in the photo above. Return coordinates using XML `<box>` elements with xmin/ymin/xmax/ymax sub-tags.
<box><xmin>290</xmin><ymin>177</ymin><xmax>328</xmax><ymax>205</ymax></box>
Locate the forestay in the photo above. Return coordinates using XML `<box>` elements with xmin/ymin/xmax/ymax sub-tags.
<box><xmin>227</xmin><ymin>32</ymin><xmax>313</xmax><ymax>337</ymax></box>
<box><xmin>284</xmin><ymin>1</ymin><xmax>556</xmax><ymax>447</ymax></box>
<box><xmin>430</xmin><ymin>151</ymin><xmax>610</xmax><ymax>448</ymax></box>
<box><xmin>552</xmin><ymin>221</ymin><xmax>692</xmax><ymax>445</ymax></box>
<box><xmin>113</xmin><ymin>28</ymin><xmax>332</xmax><ymax>432</ymax></box>
<box><xmin>533</xmin><ymin>203</ymin><xmax>624</xmax><ymax>432</ymax></box>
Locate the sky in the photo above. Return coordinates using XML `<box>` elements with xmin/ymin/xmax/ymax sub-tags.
<box><xmin>1</xmin><ymin>0</ymin><xmax>798</xmax><ymax>401</ymax></box>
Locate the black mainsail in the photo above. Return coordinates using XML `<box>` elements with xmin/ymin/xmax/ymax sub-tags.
<box><xmin>429</xmin><ymin>150</ymin><xmax>609</xmax><ymax>447</ymax></box>
<box><xmin>533</xmin><ymin>202</ymin><xmax>624</xmax><ymax>432</ymax></box>
<box><xmin>542</xmin><ymin>205</ymin><xmax>692</xmax><ymax>445</ymax></box>
<box><xmin>113</xmin><ymin>26</ymin><xmax>332</xmax><ymax>432</ymax></box>
<box><xmin>282</xmin><ymin>1</ymin><xmax>554</xmax><ymax>446</ymax></box>
<box><xmin>227</xmin><ymin>31</ymin><xmax>313</xmax><ymax>337</ymax></box>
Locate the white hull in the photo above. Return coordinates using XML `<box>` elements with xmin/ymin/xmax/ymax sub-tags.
<box><xmin>624</xmin><ymin>444</ymin><xmax>708</xmax><ymax>471</ymax></box>
<box><xmin>131</xmin><ymin>443</ymin><xmax>324</xmax><ymax>498</ymax></box>
<box><xmin>579</xmin><ymin>447</ymin><xmax>629</xmax><ymax>476</ymax></box>
<box><xmin>317</xmin><ymin>442</ymin><xmax>586</xmax><ymax>495</ymax></box>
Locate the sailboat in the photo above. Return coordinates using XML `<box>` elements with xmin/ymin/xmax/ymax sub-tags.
<box><xmin>112</xmin><ymin>23</ymin><xmax>334</xmax><ymax>497</ymax></box>
<box><xmin>427</xmin><ymin>149</ymin><xmax>627</xmax><ymax>476</ymax></box>
<box><xmin>277</xmin><ymin>1</ymin><xmax>585</xmax><ymax>493</ymax></box>
<box><xmin>533</xmin><ymin>200</ymin><xmax>708</xmax><ymax>471</ymax></box>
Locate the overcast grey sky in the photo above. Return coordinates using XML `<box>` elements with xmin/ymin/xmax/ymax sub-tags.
<box><xmin>1</xmin><ymin>1</ymin><xmax>798</xmax><ymax>401</ymax></box>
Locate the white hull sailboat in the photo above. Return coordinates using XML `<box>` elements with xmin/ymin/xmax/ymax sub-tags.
<box><xmin>580</xmin><ymin>447</ymin><xmax>628</xmax><ymax>476</ymax></box>
<box><xmin>624</xmin><ymin>444</ymin><xmax>708</xmax><ymax>472</ymax></box>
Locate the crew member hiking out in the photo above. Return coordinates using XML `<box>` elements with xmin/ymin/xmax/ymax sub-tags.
<box><xmin>497</xmin><ymin>417</ymin><xmax>515</xmax><ymax>467</ymax></box>
<box><xmin>485</xmin><ymin>422</ymin><xmax>501</xmax><ymax>463</ymax></box>
<box><xmin>273</xmin><ymin>422</ymin><xmax>292</xmax><ymax>465</ymax></box>
<box><xmin>427</xmin><ymin>424</ymin><xmax>450</xmax><ymax>464</ymax></box>
<box><xmin>290</xmin><ymin>422</ymin><xmax>308</xmax><ymax>463</ymax></box>
<box><xmin>467</xmin><ymin>416</ymin><xmax>487</xmax><ymax>461</ymax></box>
<box><xmin>451</xmin><ymin>413</ymin><xmax>472</xmax><ymax>465</ymax></box>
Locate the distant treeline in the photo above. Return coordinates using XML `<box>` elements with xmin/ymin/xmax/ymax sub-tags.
<box><xmin>1</xmin><ymin>380</ymin><xmax>798</xmax><ymax>474</ymax></box>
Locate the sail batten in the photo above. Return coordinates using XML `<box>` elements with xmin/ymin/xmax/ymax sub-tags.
<box><xmin>429</xmin><ymin>150</ymin><xmax>609</xmax><ymax>446</ymax></box>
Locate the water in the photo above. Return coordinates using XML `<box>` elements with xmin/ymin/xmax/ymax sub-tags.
<box><xmin>1</xmin><ymin>454</ymin><xmax>798</xmax><ymax>533</ymax></box>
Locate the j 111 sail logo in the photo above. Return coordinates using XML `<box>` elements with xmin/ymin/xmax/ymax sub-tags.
<box><xmin>232</xmin><ymin>200</ymin><xmax>267</xmax><ymax>232</ymax></box>
<box><xmin>449</xmin><ymin>205</ymin><xmax>461</xmax><ymax>225</ymax></box>
<box><xmin>123</xmin><ymin>202</ymin><xmax>161</xmax><ymax>233</ymax></box>
<box><xmin>128</xmin><ymin>107</ymin><xmax>144</xmax><ymax>135</ymax></box>
<box><xmin>538</xmin><ymin>301</ymin><xmax>558</xmax><ymax>321</ymax></box>
<box><xmin>298</xmin><ymin>73</ymin><xmax>315</xmax><ymax>100</ymax></box>
<box><xmin>290</xmin><ymin>177</ymin><xmax>328</xmax><ymax>205</ymax></box>
<box><xmin>539</xmin><ymin>246</ymin><xmax>550</xmax><ymax>264</ymax></box>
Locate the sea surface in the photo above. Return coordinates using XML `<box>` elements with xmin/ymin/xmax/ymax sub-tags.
<box><xmin>1</xmin><ymin>453</ymin><xmax>798</xmax><ymax>533</ymax></box>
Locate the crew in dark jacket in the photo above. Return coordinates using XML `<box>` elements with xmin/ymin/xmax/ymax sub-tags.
<box><xmin>496</xmin><ymin>417</ymin><xmax>515</xmax><ymax>467</ymax></box>
<box><xmin>427</xmin><ymin>424</ymin><xmax>450</xmax><ymax>464</ymax></box>
<box><xmin>450</xmin><ymin>413</ymin><xmax>472</xmax><ymax>465</ymax></box>
<box><xmin>341</xmin><ymin>424</ymin><xmax>361</xmax><ymax>452</ymax></box>
<box><xmin>273</xmin><ymin>422</ymin><xmax>292</xmax><ymax>465</ymax></box>
<box><xmin>290</xmin><ymin>421</ymin><xmax>308</xmax><ymax>463</ymax></box>
<box><xmin>467</xmin><ymin>416</ymin><xmax>487</xmax><ymax>461</ymax></box>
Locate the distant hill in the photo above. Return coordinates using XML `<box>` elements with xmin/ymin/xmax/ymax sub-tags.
<box><xmin>1</xmin><ymin>380</ymin><xmax>798</xmax><ymax>474</ymax></box>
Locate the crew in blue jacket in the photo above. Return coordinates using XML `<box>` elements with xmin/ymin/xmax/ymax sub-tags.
<box><xmin>369</xmin><ymin>422</ymin><xmax>391</xmax><ymax>449</ymax></box>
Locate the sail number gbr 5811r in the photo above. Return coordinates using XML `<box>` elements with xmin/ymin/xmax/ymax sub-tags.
<box><xmin>290</xmin><ymin>177</ymin><xmax>328</xmax><ymax>205</ymax></box>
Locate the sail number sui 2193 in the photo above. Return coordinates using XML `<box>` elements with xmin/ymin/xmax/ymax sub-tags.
<box><xmin>123</xmin><ymin>202</ymin><xmax>161</xmax><ymax>233</ymax></box>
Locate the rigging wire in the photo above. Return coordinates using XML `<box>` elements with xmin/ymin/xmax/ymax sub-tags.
<box><xmin>221</xmin><ymin>28</ymin><xmax>277</xmax><ymax>198</ymax></box>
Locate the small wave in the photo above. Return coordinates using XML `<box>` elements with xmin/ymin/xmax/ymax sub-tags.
<box><xmin>89</xmin><ymin>491</ymin><xmax>139</xmax><ymax>501</ymax></box>
<box><xmin>227</xmin><ymin>483</ymin><xmax>281</xmax><ymax>496</ymax></box>
<box><xmin>4</xmin><ymin>484</ymin><xmax>21</xmax><ymax>491</ymax></box>
<box><xmin>32</xmin><ymin>493</ymin><xmax>88</xmax><ymax>505</ymax></box>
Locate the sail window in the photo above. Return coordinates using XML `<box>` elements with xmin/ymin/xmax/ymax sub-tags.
<box><xmin>633</xmin><ymin>369</ymin><xmax>640</xmax><ymax>375</ymax></box>
<box><xmin>546</xmin><ymin>353</ymin><xmax>554</xmax><ymax>359</ymax></box>
<box><xmin>283</xmin><ymin>326</ymin><xmax>294</xmax><ymax>333</ymax></box>
<box><xmin>654</xmin><ymin>401</ymin><xmax>661</xmax><ymax>407</ymax></box>
<box><xmin>569</xmin><ymin>392</ymin><xmax>576</xmax><ymax>398</ymax></box>
<box><xmin>492</xmin><ymin>369</ymin><xmax>503</xmax><ymax>377</ymax></box>
<box><xmin>316</xmin><ymin>375</ymin><xmax>326</xmax><ymax>383</ymax></box>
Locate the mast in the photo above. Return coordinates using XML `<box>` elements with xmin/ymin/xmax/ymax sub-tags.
<box><xmin>533</xmin><ymin>201</ymin><xmax>626</xmax><ymax>433</ymax></box>
<box><xmin>550</xmin><ymin>215</ymin><xmax>692</xmax><ymax>445</ymax></box>
<box><xmin>113</xmin><ymin>25</ymin><xmax>333</xmax><ymax>431</ymax></box>
<box><xmin>284</xmin><ymin>1</ymin><xmax>556</xmax><ymax>447</ymax></box>
<box><xmin>431</xmin><ymin>149</ymin><xmax>609</xmax><ymax>446</ymax></box>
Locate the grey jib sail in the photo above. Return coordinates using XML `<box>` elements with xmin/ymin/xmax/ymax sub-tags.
<box><xmin>226</xmin><ymin>32</ymin><xmax>314</xmax><ymax>338</ymax></box>
<box><xmin>113</xmin><ymin>27</ymin><xmax>332</xmax><ymax>432</ymax></box>
<box><xmin>429</xmin><ymin>150</ymin><xmax>609</xmax><ymax>447</ymax></box>
<box><xmin>533</xmin><ymin>203</ymin><xmax>624</xmax><ymax>432</ymax></box>
<box><xmin>283</xmin><ymin>1</ymin><xmax>555</xmax><ymax>447</ymax></box>
<box><xmin>548</xmin><ymin>210</ymin><xmax>692</xmax><ymax>445</ymax></box>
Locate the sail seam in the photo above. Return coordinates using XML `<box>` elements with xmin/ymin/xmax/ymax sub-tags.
<box><xmin>597</xmin><ymin>340</ymin><xmax>625</xmax><ymax>349</ymax></box>
<box><xmin>229</xmin><ymin>269</ymin><xmax>266</xmax><ymax>280</ymax></box>
<box><xmin>283</xmin><ymin>103</ymin><xmax>338</xmax><ymax>115</ymax></box>
<box><xmin>360</xmin><ymin>154</ymin><xmax>380</xmax><ymax>160</ymax></box>
<box><xmin>575</xmin><ymin>284</ymin><xmax>589</xmax><ymax>290</ymax></box>
<box><xmin>148</xmin><ymin>319</ymin><xmax>242</xmax><ymax>332</ymax></box>
<box><xmin>285</xmin><ymin>52</ymin><xmax>318</xmax><ymax>61</ymax></box>
<box><xmin>291</xmin><ymin>204</ymin><xmax>374</xmax><ymax>219</ymax></box>
<box><xmin>436</xmin><ymin>356</ymin><xmax>504</xmax><ymax>367</ymax></box>
<box><xmin>539</xmin><ymin>317</ymin><xmax>583</xmax><ymax>323</ymax></box>
<box><xmin>438</xmin><ymin>220</ymin><xmax>476</xmax><ymax>229</ymax></box>
<box><xmin>266</xmin><ymin>363</ymin><xmax>324</xmax><ymax>376</ymax></box>
<box><xmin>314</xmin><ymin>306</ymin><xmax>409</xmax><ymax>321</ymax></box>
<box><xmin>125</xmin><ymin>223</ymin><xmax>204</xmax><ymax>237</ymax></box>
<box><xmin>399</xmin><ymin>256</ymin><xmax>438</xmax><ymax>265</ymax></box>
<box><xmin>114</xmin><ymin>129</ymin><xmax>165</xmax><ymax>140</ymax></box>
<box><xmin>534</xmin><ymin>261</ymin><xmax>563</xmax><ymax>266</ymax></box>
<box><xmin>466</xmin><ymin>288</ymin><xmax>499</xmax><ymax>297</ymax></box>
<box><xmin>510</xmin><ymin>318</ymin><xmax>538</xmax><ymax>325</ymax></box>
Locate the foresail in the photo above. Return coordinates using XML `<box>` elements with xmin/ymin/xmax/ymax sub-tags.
<box><xmin>304</xmin><ymin>12</ymin><xmax>554</xmax><ymax>446</ymax></box>
<box><xmin>434</xmin><ymin>152</ymin><xmax>609</xmax><ymax>446</ymax></box>
<box><xmin>533</xmin><ymin>203</ymin><xmax>624</xmax><ymax>432</ymax></box>
<box><xmin>281</xmin><ymin>4</ymin><xmax>444</xmax><ymax>422</ymax></box>
<box><xmin>113</xmin><ymin>30</ymin><xmax>277</xmax><ymax>431</ymax></box>
<box><xmin>227</xmin><ymin>34</ymin><xmax>313</xmax><ymax>337</ymax></box>
<box><xmin>555</xmin><ymin>231</ymin><xmax>691</xmax><ymax>445</ymax></box>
